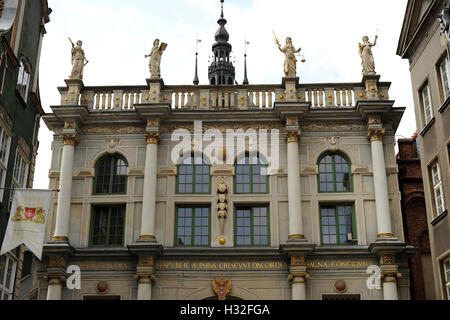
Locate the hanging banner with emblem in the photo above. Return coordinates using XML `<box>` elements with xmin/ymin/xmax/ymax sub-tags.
<box><xmin>0</xmin><ymin>189</ymin><xmax>52</xmax><ymax>260</ymax></box>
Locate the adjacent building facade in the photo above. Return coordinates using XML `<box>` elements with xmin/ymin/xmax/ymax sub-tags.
<box><xmin>397</xmin><ymin>0</ymin><xmax>450</xmax><ymax>300</ymax></box>
<box><xmin>37</xmin><ymin>2</ymin><xmax>414</xmax><ymax>300</ymax></box>
<box><xmin>397</xmin><ymin>136</ymin><xmax>435</xmax><ymax>299</ymax></box>
<box><xmin>0</xmin><ymin>0</ymin><xmax>51</xmax><ymax>300</ymax></box>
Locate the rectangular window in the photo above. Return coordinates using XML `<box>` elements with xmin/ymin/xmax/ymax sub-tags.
<box><xmin>430</xmin><ymin>162</ymin><xmax>446</xmax><ymax>217</ymax></box>
<box><xmin>175</xmin><ymin>205</ymin><xmax>210</xmax><ymax>246</ymax></box>
<box><xmin>320</xmin><ymin>204</ymin><xmax>356</xmax><ymax>245</ymax></box>
<box><xmin>16</xmin><ymin>60</ymin><xmax>30</xmax><ymax>102</ymax></box>
<box><xmin>0</xmin><ymin>126</ymin><xmax>11</xmax><ymax>202</ymax></box>
<box><xmin>420</xmin><ymin>84</ymin><xmax>433</xmax><ymax>125</ymax></box>
<box><xmin>90</xmin><ymin>206</ymin><xmax>125</xmax><ymax>247</ymax></box>
<box><xmin>235</xmin><ymin>206</ymin><xmax>270</xmax><ymax>246</ymax></box>
<box><xmin>0</xmin><ymin>254</ymin><xmax>17</xmax><ymax>300</ymax></box>
<box><xmin>439</xmin><ymin>58</ymin><xmax>450</xmax><ymax>101</ymax></box>
<box><xmin>444</xmin><ymin>258</ymin><xmax>450</xmax><ymax>300</ymax></box>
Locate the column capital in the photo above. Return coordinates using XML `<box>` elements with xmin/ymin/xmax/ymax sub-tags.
<box><xmin>288</xmin><ymin>272</ymin><xmax>309</xmax><ymax>283</ymax></box>
<box><xmin>60</xmin><ymin>133</ymin><xmax>79</xmax><ymax>147</ymax></box>
<box><xmin>367</xmin><ymin>128</ymin><xmax>385</xmax><ymax>143</ymax></box>
<box><xmin>145</xmin><ymin>132</ymin><xmax>161</xmax><ymax>145</ymax></box>
<box><xmin>284</xmin><ymin>129</ymin><xmax>301</xmax><ymax>143</ymax></box>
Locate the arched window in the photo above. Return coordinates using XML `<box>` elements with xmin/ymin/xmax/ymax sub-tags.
<box><xmin>318</xmin><ymin>152</ymin><xmax>352</xmax><ymax>193</ymax></box>
<box><xmin>235</xmin><ymin>153</ymin><xmax>268</xmax><ymax>194</ymax></box>
<box><xmin>94</xmin><ymin>154</ymin><xmax>128</xmax><ymax>195</ymax></box>
<box><xmin>177</xmin><ymin>153</ymin><xmax>211</xmax><ymax>194</ymax></box>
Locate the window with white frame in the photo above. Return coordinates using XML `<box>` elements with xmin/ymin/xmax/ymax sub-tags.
<box><xmin>0</xmin><ymin>254</ymin><xmax>17</xmax><ymax>300</ymax></box>
<box><xmin>9</xmin><ymin>149</ymin><xmax>29</xmax><ymax>210</ymax></box>
<box><xmin>431</xmin><ymin>162</ymin><xmax>446</xmax><ymax>217</ymax></box>
<box><xmin>420</xmin><ymin>84</ymin><xmax>433</xmax><ymax>126</ymax></box>
<box><xmin>16</xmin><ymin>59</ymin><xmax>31</xmax><ymax>102</ymax></box>
<box><xmin>439</xmin><ymin>58</ymin><xmax>450</xmax><ymax>101</ymax></box>
<box><xmin>444</xmin><ymin>258</ymin><xmax>450</xmax><ymax>300</ymax></box>
<box><xmin>0</xmin><ymin>126</ymin><xmax>11</xmax><ymax>202</ymax></box>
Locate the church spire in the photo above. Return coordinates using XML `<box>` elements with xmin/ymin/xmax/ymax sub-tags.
<box><xmin>208</xmin><ymin>0</ymin><xmax>235</xmax><ymax>85</ymax></box>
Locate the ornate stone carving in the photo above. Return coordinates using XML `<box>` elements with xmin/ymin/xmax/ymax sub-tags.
<box><xmin>359</xmin><ymin>35</ymin><xmax>378</xmax><ymax>76</ymax></box>
<box><xmin>284</xmin><ymin>130</ymin><xmax>301</xmax><ymax>143</ymax></box>
<box><xmin>288</xmin><ymin>272</ymin><xmax>310</xmax><ymax>282</ymax></box>
<box><xmin>381</xmin><ymin>254</ymin><xmax>395</xmax><ymax>265</ymax></box>
<box><xmin>327</xmin><ymin>136</ymin><xmax>339</xmax><ymax>152</ymax></box>
<box><xmin>147</xmin><ymin>118</ymin><xmax>160</xmax><ymax>128</ymax></box>
<box><xmin>138</xmin><ymin>256</ymin><xmax>154</xmax><ymax>268</ymax></box>
<box><xmin>61</xmin><ymin>133</ymin><xmax>79</xmax><ymax>146</ymax></box>
<box><xmin>64</xmin><ymin>120</ymin><xmax>76</xmax><ymax>129</ymax></box>
<box><xmin>217</xmin><ymin>178</ymin><xmax>228</xmax><ymax>237</ymax></box>
<box><xmin>367</xmin><ymin>128</ymin><xmax>385</xmax><ymax>142</ymax></box>
<box><xmin>286</xmin><ymin>117</ymin><xmax>299</xmax><ymax>126</ymax></box>
<box><xmin>69</xmin><ymin>38</ymin><xmax>88</xmax><ymax>80</ymax></box>
<box><xmin>368</xmin><ymin>115</ymin><xmax>382</xmax><ymax>125</ymax></box>
<box><xmin>96</xmin><ymin>281</ymin><xmax>109</xmax><ymax>294</ymax></box>
<box><xmin>212</xmin><ymin>278</ymin><xmax>232</xmax><ymax>300</ymax></box>
<box><xmin>161</xmin><ymin>123</ymin><xmax>283</xmax><ymax>134</ymax></box>
<box><xmin>106</xmin><ymin>139</ymin><xmax>119</xmax><ymax>154</ymax></box>
<box><xmin>145</xmin><ymin>132</ymin><xmax>161</xmax><ymax>145</ymax></box>
<box><xmin>145</xmin><ymin>39</ymin><xmax>167</xmax><ymax>79</ymax></box>
<box><xmin>80</xmin><ymin>126</ymin><xmax>145</xmax><ymax>135</ymax></box>
<box><xmin>291</xmin><ymin>256</ymin><xmax>306</xmax><ymax>266</ymax></box>
<box><xmin>48</xmin><ymin>256</ymin><xmax>65</xmax><ymax>267</ymax></box>
<box><xmin>334</xmin><ymin>280</ymin><xmax>347</xmax><ymax>292</ymax></box>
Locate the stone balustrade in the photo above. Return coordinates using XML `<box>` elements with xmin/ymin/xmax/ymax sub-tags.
<box><xmin>57</xmin><ymin>82</ymin><xmax>390</xmax><ymax>111</ymax></box>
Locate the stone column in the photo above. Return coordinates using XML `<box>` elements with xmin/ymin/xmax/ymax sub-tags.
<box><xmin>46</xmin><ymin>278</ymin><xmax>63</xmax><ymax>300</ymax></box>
<box><xmin>367</xmin><ymin>124</ymin><xmax>394</xmax><ymax>239</ymax></box>
<box><xmin>135</xmin><ymin>256</ymin><xmax>155</xmax><ymax>300</ymax></box>
<box><xmin>52</xmin><ymin>133</ymin><xmax>78</xmax><ymax>241</ymax></box>
<box><xmin>289</xmin><ymin>256</ymin><xmax>308</xmax><ymax>300</ymax></box>
<box><xmin>380</xmin><ymin>254</ymin><xmax>400</xmax><ymax>300</ymax></box>
<box><xmin>139</xmin><ymin>123</ymin><xmax>161</xmax><ymax>241</ymax></box>
<box><xmin>285</xmin><ymin>117</ymin><xmax>304</xmax><ymax>240</ymax></box>
<box><xmin>45</xmin><ymin>255</ymin><xmax>69</xmax><ymax>300</ymax></box>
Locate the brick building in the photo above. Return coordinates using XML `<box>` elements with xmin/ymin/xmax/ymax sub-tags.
<box><xmin>397</xmin><ymin>135</ymin><xmax>435</xmax><ymax>299</ymax></box>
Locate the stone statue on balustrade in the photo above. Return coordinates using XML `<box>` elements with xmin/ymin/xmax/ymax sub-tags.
<box><xmin>359</xmin><ymin>35</ymin><xmax>378</xmax><ymax>76</ymax></box>
<box><xmin>145</xmin><ymin>39</ymin><xmax>168</xmax><ymax>79</ymax></box>
<box><xmin>274</xmin><ymin>32</ymin><xmax>301</xmax><ymax>77</ymax></box>
<box><xmin>68</xmin><ymin>38</ymin><xmax>89</xmax><ymax>80</ymax></box>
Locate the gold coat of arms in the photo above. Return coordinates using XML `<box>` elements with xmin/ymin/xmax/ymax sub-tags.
<box><xmin>212</xmin><ymin>278</ymin><xmax>232</xmax><ymax>300</ymax></box>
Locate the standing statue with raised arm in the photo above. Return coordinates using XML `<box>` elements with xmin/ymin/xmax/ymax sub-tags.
<box><xmin>274</xmin><ymin>32</ymin><xmax>301</xmax><ymax>77</ymax></box>
<box><xmin>145</xmin><ymin>39</ymin><xmax>168</xmax><ymax>79</ymax></box>
<box><xmin>69</xmin><ymin>38</ymin><xmax>88</xmax><ymax>80</ymax></box>
<box><xmin>359</xmin><ymin>35</ymin><xmax>378</xmax><ymax>76</ymax></box>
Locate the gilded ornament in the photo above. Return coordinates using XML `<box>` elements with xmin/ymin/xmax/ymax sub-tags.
<box><xmin>212</xmin><ymin>278</ymin><xmax>232</xmax><ymax>300</ymax></box>
<box><xmin>367</xmin><ymin>128</ymin><xmax>385</xmax><ymax>142</ymax></box>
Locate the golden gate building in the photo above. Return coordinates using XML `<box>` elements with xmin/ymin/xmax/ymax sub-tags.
<box><xmin>36</xmin><ymin>1</ymin><xmax>414</xmax><ymax>300</ymax></box>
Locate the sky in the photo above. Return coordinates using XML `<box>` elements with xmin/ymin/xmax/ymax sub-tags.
<box><xmin>35</xmin><ymin>0</ymin><xmax>414</xmax><ymax>189</ymax></box>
